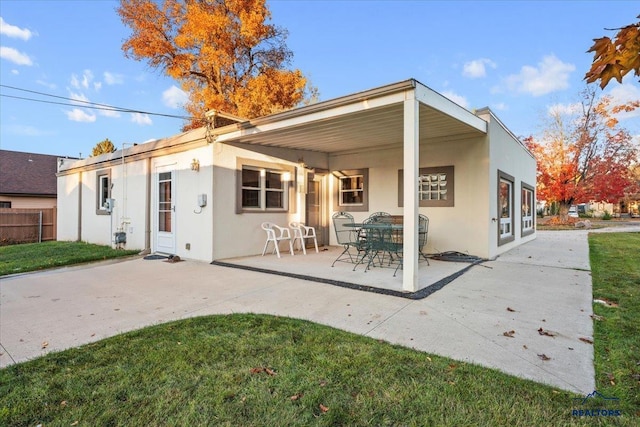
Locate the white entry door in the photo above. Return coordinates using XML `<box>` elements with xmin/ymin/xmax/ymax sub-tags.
<box><xmin>155</xmin><ymin>165</ymin><xmax>176</xmax><ymax>254</ymax></box>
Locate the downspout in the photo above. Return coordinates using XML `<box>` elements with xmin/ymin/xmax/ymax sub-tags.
<box><xmin>144</xmin><ymin>157</ymin><xmax>151</xmax><ymax>253</ymax></box>
<box><xmin>77</xmin><ymin>171</ymin><xmax>82</xmax><ymax>242</ymax></box>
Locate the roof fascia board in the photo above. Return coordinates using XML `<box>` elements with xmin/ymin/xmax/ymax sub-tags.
<box><xmin>244</xmin><ymin>79</ymin><xmax>416</xmax><ymax>127</ymax></box>
<box><xmin>414</xmin><ymin>81</ymin><xmax>487</xmax><ymax>134</ymax></box>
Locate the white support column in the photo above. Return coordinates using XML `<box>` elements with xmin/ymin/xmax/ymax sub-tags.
<box><xmin>402</xmin><ymin>95</ymin><xmax>420</xmax><ymax>292</ymax></box>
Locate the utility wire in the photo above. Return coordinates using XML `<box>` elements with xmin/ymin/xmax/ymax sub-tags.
<box><xmin>0</xmin><ymin>84</ymin><xmax>203</xmax><ymax>122</ymax></box>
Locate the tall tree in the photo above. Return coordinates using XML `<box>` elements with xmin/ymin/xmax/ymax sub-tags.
<box><xmin>585</xmin><ymin>15</ymin><xmax>640</xmax><ymax>88</ymax></box>
<box><xmin>91</xmin><ymin>138</ymin><xmax>116</xmax><ymax>157</ymax></box>
<box><xmin>117</xmin><ymin>0</ymin><xmax>313</xmax><ymax>129</ymax></box>
<box><xmin>525</xmin><ymin>88</ymin><xmax>639</xmax><ymax>217</ymax></box>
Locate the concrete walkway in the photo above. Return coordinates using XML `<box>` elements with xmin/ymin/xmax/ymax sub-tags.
<box><xmin>2</xmin><ymin>226</ymin><xmax>637</xmax><ymax>393</ymax></box>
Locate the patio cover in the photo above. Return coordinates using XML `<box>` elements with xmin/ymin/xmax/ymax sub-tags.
<box><xmin>215</xmin><ymin>79</ymin><xmax>488</xmax><ymax>292</ymax></box>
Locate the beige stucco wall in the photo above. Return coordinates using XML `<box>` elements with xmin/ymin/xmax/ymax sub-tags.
<box><xmin>482</xmin><ymin>111</ymin><xmax>537</xmax><ymax>259</ymax></box>
<box><xmin>329</xmin><ymin>134</ymin><xmax>492</xmax><ymax>258</ymax></box>
<box><xmin>56</xmin><ymin>173</ymin><xmax>80</xmax><ymax>241</ymax></box>
<box><xmin>211</xmin><ymin>142</ymin><xmax>327</xmax><ymax>259</ymax></box>
<box><xmin>151</xmin><ymin>145</ymin><xmax>214</xmax><ymax>261</ymax></box>
<box><xmin>0</xmin><ymin>196</ymin><xmax>56</xmax><ymax>209</ymax></box>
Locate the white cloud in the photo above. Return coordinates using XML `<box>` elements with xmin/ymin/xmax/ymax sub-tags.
<box><xmin>0</xmin><ymin>46</ymin><xmax>32</xmax><ymax>65</ymax></box>
<box><xmin>68</xmin><ymin>91</ymin><xmax>90</xmax><ymax>104</ymax></box>
<box><xmin>65</xmin><ymin>108</ymin><xmax>96</xmax><ymax>123</ymax></box>
<box><xmin>0</xmin><ymin>17</ymin><xmax>34</xmax><ymax>40</ymax></box>
<box><xmin>131</xmin><ymin>112</ymin><xmax>152</xmax><ymax>125</ymax></box>
<box><xmin>94</xmin><ymin>82</ymin><xmax>102</xmax><ymax>91</ymax></box>
<box><xmin>547</xmin><ymin>102</ymin><xmax>582</xmax><ymax>117</ymax></box>
<box><xmin>70</xmin><ymin>70</ymin><xmax>94</xmax><ymax>90</ymax></box>
<box><xmin>11</xmin><ymin>69</ymin><xmax>18</xmax><ymax>75</ymax></box>
<box><xmin>104</xmin><ymin>71</ymin><xmax>124</xmax><ymax>85</ymax></box>
<box><xmin>505</xmin><ymin>55</ymin><xmax>575</xmax><ymax>96</ymax></box>
<box><xmin>162</xmin><ymin>85</ymin><xmax>188</xmax><ymax>109</ymax></box>
<box><xmin>441</xmin><ymin>91</ymin><xmax>469</xmax><ymax>109</ymax></box>
<box><xmin>462</xmin><ymin>58</ymin><xmax>496</xmax><ymax>79</ymax></box>
<box><xmin>491</xmin><ymin>102</ymin><xmax>508</xmax><ymax>111</ymax></box>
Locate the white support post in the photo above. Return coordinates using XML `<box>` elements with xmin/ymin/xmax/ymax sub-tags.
<box><xmin>402</xmin><ymin>95</ymin><xmax>420</xmax><ymax>292</ymax></box>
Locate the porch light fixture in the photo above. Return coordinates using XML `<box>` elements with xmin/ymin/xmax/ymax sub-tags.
<box><xmin>191</xmin><ymin>158</ymin><xmax>200</xmax><ymax>172</ymax></box>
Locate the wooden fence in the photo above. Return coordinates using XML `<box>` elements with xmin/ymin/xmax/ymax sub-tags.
<box><xmin>0</xmin><ymin>208</ymin><xmax>57</xmax><ymax>245</ymax></box>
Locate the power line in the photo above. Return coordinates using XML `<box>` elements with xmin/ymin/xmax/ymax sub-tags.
<box><xmin>0</xmin><ymin>84</ymin><xmax>203</xmax><ymax>122</ymax></box>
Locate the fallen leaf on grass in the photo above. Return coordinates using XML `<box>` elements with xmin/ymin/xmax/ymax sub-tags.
<box><xmin>503</xmin><ymin>330</ymin><xmax>516</xmax><ymax>338</ymax></box>
<box><xmin>60</xmin><ymin>401</ymin><xmax>67</xmax><ymax>406</ymax></box>
<box><xmin>537</xmin><ymin>328</ymin><xmax>556</xmax><ymax>337</ymax></box>
<box><xmin>537</xmin><ymin>353</ymin><xmax>551</xmax><ymax>361</ymax></box>
<box><xmin>506</xmin><ymin>307</ymin><xmax>516</xmax><ymax>312</ymax></box>
<box><xmin>319</xmin><ymin>404</ymin><xmax>329</xmax><ymax>413</ymax></box>
<box><xmin>590</xmin><ymin>314</ymin><xmax>605</xmax><ymax>321</ymax></box>
<box><xmin>71</xmin><ymin>422</ymin><xmax>79</xmax><ymax>426</ymax></box>
<box><xmin>606</xmin><ymin>373</ymin><xmax>615</xmax><ymax>385</ymax></box>
<box><xmin>579</xmin><ymin>337</ymin><xmax>594</xmax><ymax>344</ymax></box>
<box><xmin>426</xmin><ymin>356</ymin><xmax>432</xmax><ymax>362</ymax></box>
<box><xmin>250</xmin><ymin>367</ymin><xmax>277</xmax><ymax>376</ymax></box>
<box><xmin>290</xmin><ymin>393</ymin><xmax>303</xmax><ymax>401</ymax></box>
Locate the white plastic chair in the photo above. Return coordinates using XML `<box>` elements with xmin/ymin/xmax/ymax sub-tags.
<box><xmin>289</xmin><ymin>222</ymin><xmax>319</xmax><ymax>255</ymax></box>
<box><xmin>261</xmin><ymin>222</ymin><xmax>294</xmax><ymax>258</ymax></box>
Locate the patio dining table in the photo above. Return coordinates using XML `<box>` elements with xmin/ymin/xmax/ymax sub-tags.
<box><xmin>345</xmin><ymin>222</ymin><xmax>404</xmax><ymax>273</ymax></box>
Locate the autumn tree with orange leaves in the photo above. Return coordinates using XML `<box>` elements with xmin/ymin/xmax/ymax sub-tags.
<box><xmin>117</xmin><ymin>0</ymin><xmax>314</xmax><ymax>130</ymax></box>
<box><xmin>525</xmin><ymin>88</ymin><xmax>639</xmax><ymax>218</ymax></box>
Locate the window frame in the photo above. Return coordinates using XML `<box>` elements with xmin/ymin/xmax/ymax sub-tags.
<box><xmin>236</xmin><ymin>159</ymin><xmax>295</xmax><ymax>213</ymax></box>
<box><xmin>333</xmin><ymin>168</ymin><xmax>369</xmax><ymax>212</ymax></box>
<box><xmin>95</xmin><ymin>169</ymin><xmax>111</xmax><ymax>215</ymax></box>
<box><xmin>521</xmin><ymin>182</ymin><xmax>535</xmax><ymax>237</ymax></box>
<box><xmin>498</xmin><ymin>170</ymin><xmax>515</xmax><ymax>245</ymax></box>
<box><xmin>0</xmin><ymin>201</ymin><xmax>11</xmax><ymax>208</ymax></box>
<box><xmin>398</xmin><ymin>165</ymin><xmax>454</xmax><ymax>207</ymax></box>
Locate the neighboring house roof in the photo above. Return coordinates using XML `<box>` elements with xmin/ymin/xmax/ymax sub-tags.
<box><xmin>0</xmin><ymin>150</ymin><xmax>62</xmax><ymax>197</ymax></box>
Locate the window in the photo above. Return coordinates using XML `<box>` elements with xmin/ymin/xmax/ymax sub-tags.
<box><xmin>521</xmin><ymin>183</ymin><xmax>535</xmax><ymax>236</ymax></box>
<box><xmin>95</xmin><ymin>169</ymin><xmax>111</xmax><ymax>215</ymax></box>
<box><xmin>339</xmin><ymin>175</ymin><xmax>364</xmax><ymax>206</ymax></box>
<box><xmin>0</xmin><ymin>201</ymin><xmax>11</xmax><ymax>208</ymax></box>
<box><xmin>333</xmin><ymin>169</ymin><xmax>368</xmax><ymax>212</ymax></box>
<box><xmin>398</xmin><ymin>166</ymin><xmax>454</xmax><ymax>207</ymax></box>
<box><xmin>498</xmin><ymin>170</ymin><xmax>514</xmax><ymax>244</ymax></box>
<box><xmin>240</xmin><ymin>166</ymin><xmax>289</xmax><ymax>211</ymax></box>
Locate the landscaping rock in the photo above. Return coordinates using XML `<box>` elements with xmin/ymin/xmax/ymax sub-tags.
<box><xmin>575</xmin><ymin>220</ymin><xmax>591</xmax><ymax>229</ymax></box>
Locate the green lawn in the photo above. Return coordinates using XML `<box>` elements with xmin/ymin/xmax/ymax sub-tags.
<box><xmin>0</xmin><ymin>233</ymin><xmax>638</xmax><ymax>425</ymax></box>
<box><xmin>588</xmin><ymin>232</ymin><xmax>640</xmax><ymax>418</ymax></box>
<box><xmin>0</xmin><ymin>241</ymin><xmax>139</xmax><ymax>276</ymax></box>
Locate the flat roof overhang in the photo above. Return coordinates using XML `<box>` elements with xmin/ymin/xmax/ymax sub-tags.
<box><xmin>215</xmin><ymin>79</ymin><xmax>487</xmax><ymax>153</ymax></box>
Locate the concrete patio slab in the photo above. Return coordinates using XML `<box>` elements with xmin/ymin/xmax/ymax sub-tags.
<box><xmin>4</xmin><ymin>227</ymin><xmax>635</xmax><ymax>393</ymax></box>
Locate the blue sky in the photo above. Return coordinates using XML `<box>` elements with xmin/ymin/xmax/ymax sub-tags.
<box><xmin>1</xmin><ymin>0</ymin><xmax>638</xmax><ymax>157</ymax></box>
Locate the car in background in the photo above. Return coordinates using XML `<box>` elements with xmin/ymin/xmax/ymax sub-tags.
<box><xmin>568</xmin><ymin>206</ymin><xmax>579</xmax><ymax>218</ymax></box>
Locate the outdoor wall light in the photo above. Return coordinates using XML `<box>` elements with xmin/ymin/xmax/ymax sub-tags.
<box><xmin>191</xmin><ymin>158</ymin><xmax>200</xmax><ymax>172</ymax></box>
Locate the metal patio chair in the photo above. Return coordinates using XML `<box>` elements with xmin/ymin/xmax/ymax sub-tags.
<box><xmin>419</xmin><ymin>214</ymin><xmax>430</xmax><ymax>265</ymax></box>
<box><xmin>331</xmin><ymin>212</ymin><xmax>365</xmax><ymax>267</ymax></box>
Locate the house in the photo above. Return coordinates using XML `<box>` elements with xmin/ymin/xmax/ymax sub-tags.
<box><xmin>57</xmin><ymin>79</ymin><xmax>536</xmax><ymax>292</ymax></box>
<box><xmin>0</xmin><ymin>149</ymin><xmax>62</xmax><ymax>208</ymax></box>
